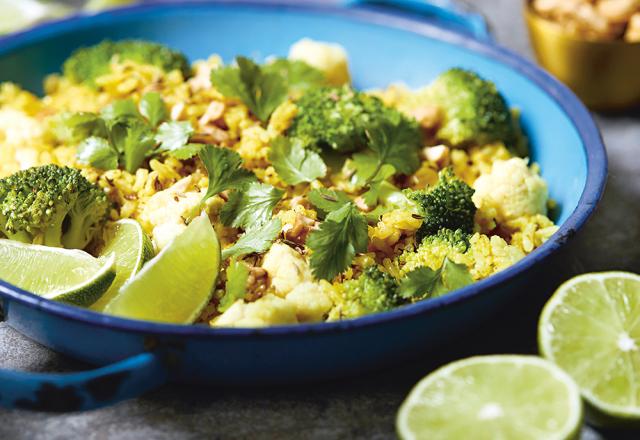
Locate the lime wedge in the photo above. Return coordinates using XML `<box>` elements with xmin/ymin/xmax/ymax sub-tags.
<box><xmin>104</xmin><ymin>215</ymin><xmax>220</xmax><ymax>324</ymax></box>
<box><xmin>0</xmin><ymin>0</ymin><xmax>72</xmax><ymax>35</ymax></box>
<box><xmin>0</xmin><ymin>239</ymin><xmax>115</xmax><ymax>306</ymax></box>
<box><xmin>90</xmin><ymin>219</ymin><xmax>154</xmax><ymax>312</ymax></box>
<box><xmin>396</xmin><ymin>355</ymin><xmax>583</xmax><ymax>440</ymax></box>
<box><xmin>539</xmin><ymin>272</ymin><xmax>640</xmax><ymax>425</ymax></box>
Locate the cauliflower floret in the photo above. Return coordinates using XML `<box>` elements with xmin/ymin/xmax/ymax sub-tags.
<box><xmin>472</xmin><ymin>158</ymin><xmax>548</xmax><ymax>223</ymax></box>
<box><xmin>261</xmin><ymin>243</ymin><xmax>313</xmax><ymax>296</ymax></box>
<box><xmin>288</xmin><ymin>38</ymin><xmax>351</xmax><ymax>86</ymax></box>
<box><xmin>211</xmin><ymin>294</ymin><xmax>298</xmax><ymax>327</ymax></box>
<box><xmin>0</xmin><ymin>108</ymin><xmax>49</xmax><ymax>173</ymax></box>
<box><xmin>138</xmin><ymin>176</ymin><xmax>203</xmax><ymax>251</ymax></box>
<box><xmin>469</xmin><ymin>233</ymin><xmax>525</xmax><ymax>279</ymax></box>
<box><xmin>0</xmin><ymin>108</ymin><xmax>44</xmax><ymax>146</ymax></box>
<box><xmin>286</xmin><ymin>281</ymin><xmax>334</xmax><ymax>322</ymax></box>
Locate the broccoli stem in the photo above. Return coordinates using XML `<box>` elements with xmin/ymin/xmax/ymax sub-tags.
<box><xmin>61</xmin><ymin>211</ymin><xmax>91</xmax><ymax>250</ymax></box>
<box><xmin>43</xmin><ymin>211</ymin><xmax>67</xmax><ymax>248</ymax></box>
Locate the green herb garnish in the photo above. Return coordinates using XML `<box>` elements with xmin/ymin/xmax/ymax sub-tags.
<box><xmin>268</xmin><ymin>136</ymin><xmax>327</xmax><ymax>185</ymax></box>
<box><xmin>220</xmin><ymin>182</ymin><xmax>284</xmax><ymax>228</ymax></box>
<box><xmin>307</xmin><ymin>202</ymin><xmax>368</xmax><ymax>280</ymax></box>
<box><xmin>399</xmin><ymin>258</ymin><xmax>473</xmax><ymax>300</ymax></box>
<box><xmin>221</xmin><ymin>218</ymin><xmax>282</xmax><ymax>260</ymax></box>
<box><xmin>211</xmin><ymin>56</ymin><xmax>288</xmax><ymax>122</ymax></box>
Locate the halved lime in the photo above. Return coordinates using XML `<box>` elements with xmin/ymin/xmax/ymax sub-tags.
<box><xmin>90</xmin><ymin>219</ymin><xmax>154</xmax><ymax>312</ymax></box>
<box><xmin>539</xmin><ymin>272</ymin><xmax>640</xmax><ymax>425</ymax></box>
<box><xmin>0</xmin><ymin>239</ymin><xmax>115</xmax><ymax>306</ymax></box>
<box><xmin>396</xmin><ymin>355</ymin><xmax>583</xmax><ymax>440</ymax></box>
<box><xmin>104</xmin><ymin>215</ymin><xmax>220</xmax><ymax>324</ymax></box>
<box><xmin>0</xmin><ymin>0</ymin><xmax>72</xmax><ymax>35</ymax></box>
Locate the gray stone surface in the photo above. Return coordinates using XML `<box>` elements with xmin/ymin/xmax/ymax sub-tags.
<box><xmin>0</xmin><ymin>0</ymin><xmax>636</xmax><ymax>438</ymax></box>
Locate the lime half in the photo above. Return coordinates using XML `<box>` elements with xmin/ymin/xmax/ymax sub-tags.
<box><xmin>104</xmin><ymin>215</ymin><xmax>220</xmax><ymax>324</ymax></box>
<box><xmin>91</xmin><ymin>219</ymin><xmax>154</xmax><ymax>312</ymax></box>
<box><xmin>396</xmin><ymin>355</ymin><xmax>583</xmax><ymax>440</ymax></box>
<box><xmin>540</xmin><ymin>272</ymin><xmax>640</xmax><ymax>424</ymax></box>
<box><xmin>0</xmin><ymin>239</ymin><xmax>115</xmax><ymax>306</ymax></box>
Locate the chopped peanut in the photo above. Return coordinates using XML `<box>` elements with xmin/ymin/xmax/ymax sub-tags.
<box><xmin>423</xmin><ymin>145</ymin><xmax>450</xmax><ymax>168</ymax></box>
<box><xmin>597</xmin><ymin>0</ymin><xmax>640</xmax><ymax>23</ymax></box>
<box><xmin>533</xmin><ymin>0</ymin><xmax>638</xmax><ymax>40</ymax></box>
<box><xmin>625</xmin><ymin>12</ymin><xmax>640</xmax><ymax>40</ymax></box>
<box><xmin>410</xmin><ymin>105</ymin><xmax>441</xmax><ymax>130</ymax></box>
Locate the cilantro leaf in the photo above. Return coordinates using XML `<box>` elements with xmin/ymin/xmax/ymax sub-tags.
<box><xmin>347</xmin><ymin>114</ymin><xmax>421</xmax><ymax>208</ymax></box>
<box><xmin>437</xmin><ymin>258</ymin><xmax>474</xmax><ymax>295</ymax></box>
<box><xmin>365</xmin><ymin>114</ymin><xmax>421</xmax><ymax>176</ymax></box>
<box><xmin>108</xmin><ymin>116</ymin><xmax>156</xmax><ymax>173</ymax></box>
<box><xmin>54</xmin><ymin>112</ymin><xmax>107</xmax><ymax>143</ymax></box>
<box><xmin>398</xmin><ymin>258</ymin><xmax>473</xmax><ymax>300</ymax></box>
<box><xmin>351</xmin><ymin>151</ymin><xmax>395</xmax><ymax>186</ymax></box>
<box><xmin>220</xmin><ymin>182</ymin><xmax>284</xmax><ymax>228</ymax></box>
<box><xmin>398</xmin><ymin>267</ymin><xmax>440</xmax><ymax>300</ymax></box>
<box><xmin>218</xmin><ymin>258</ymin><xmax>249</xmax><ymax>312</ymax></box>
<box><xmin>139</xmin><ymin>92</ymin><xmax>168</xmax><ymax>127</ymax></box>
<box><xmin>307</xmin><ymin>203</ymin><xmax>368</xmax><ymax>280</ymax></box>
<box><xmin>168</xmin><ymin>143</ymin><xmax>206</xmax><ymax>160</ymax></box>
<box><xmin>352</xmin><ymin>151</ymin><xmax>396</xmax><ymax>207</ymax></box>
<box><xmin>101</xmin><ymin>99</ymin><xmax>139</xmax><ymax>123</ymax></box>
<box><xmin>363</xmin><ymin>181</ymin><xmax>414</xmax><ymax>223</ymax></box>
<box><xmin>263</xmin><ymin>58</ymin><xmax>327</xmax><ymax>94</ymax></box>
<box><xmin>68</xmin><ymin>95</ymin><xmax>194</xmax><ymax>174</ymax></box>
<box><xmin>198</xmin><ymin>145</ymin><xmax>256</xmax><ymax>204</ymax></box>
<box><xmin>221</xmin><ymin>218</ymin><xmax>282</xmax><ymax>260</ymax></box>
<box><xmin>307</xmin><ymin>188</ymin><xmax>352</xmax><ymax>218</ymax></box>
<box><xmin>268</xmin><ymin>136</ymin><xmax>327</xmax><ymax>185</ymax></box>
<box><xmin>76</xmin><ymin>136</ymin><xmax>118</xmax><ymax>170</ymax></box>
<box><xmin>210</xmin><ymin>56</ymin><xmax>288</xmax><ymax>122</ymax></box>
<box><xmin>155</xmin><ymin>121</ymin><xmax>194</xmax><ymax>154</ymax></box>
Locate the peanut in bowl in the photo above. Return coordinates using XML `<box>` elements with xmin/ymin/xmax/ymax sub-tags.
<box><xmin>526</xmin><ymin>0</ymin><xmax>640</xmax><ymax>110</ymax></box>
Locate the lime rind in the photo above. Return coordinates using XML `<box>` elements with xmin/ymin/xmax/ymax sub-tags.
<box><xmin>539</xmin><ymin>271</ymin><xmax>640</xmax><ymax>423</ymax></box>
<box><xmin>91</xmin><ymin>219</ymin><xmax>154</xmax><ymax>311</ymax></box>
<box><xmin>0</xmin><ymin>239</ymin><xmax>116</xmax><ymax>306</ymax></box>
<box><xmin>396</xmin><ymin>355</ymin><xmax>583</xmax><ymax>440</ymax></box>
<box><xmin>45</xmin><ymin>254</ymin><xmax>116</xmax><ymax>307</ymax></box>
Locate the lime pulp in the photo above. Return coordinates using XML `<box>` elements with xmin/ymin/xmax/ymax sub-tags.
<box><xmin>396</xmin><ymin>355</ymin><xmax>583</xmax><ymax>440</ymax></box>
<box><xmin>104</xmin><ymin>215</ymin><xmax>221</xmax><ymax>324</ymax></box>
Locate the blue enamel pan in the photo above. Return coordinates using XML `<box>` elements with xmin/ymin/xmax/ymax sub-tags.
<box><xmin>0</xmin><ymin>0</ymin><xmax>607</xmax><ymax>412</ymax></box>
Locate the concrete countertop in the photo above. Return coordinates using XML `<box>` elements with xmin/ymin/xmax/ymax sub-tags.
<box><xmin>0</xmin><ymin>1</ymin><xmax>636</xmax><ymax>438</ymax></box>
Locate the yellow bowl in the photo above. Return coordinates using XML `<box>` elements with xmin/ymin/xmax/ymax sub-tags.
<box><xmin>525</xmin><ymin>3</ymin><xmax>640</xmax><ymax>111</ymax></box>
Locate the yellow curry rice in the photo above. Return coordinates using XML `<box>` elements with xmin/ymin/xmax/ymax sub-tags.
<box><xmin>0</xmin><ymin>41</ymin><xmax>559</xmax><ymax>327</ymax></box>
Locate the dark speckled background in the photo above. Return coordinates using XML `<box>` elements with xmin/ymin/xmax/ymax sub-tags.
<box><xmin>1</xmin><ymin>1</ymin><xmax>638</xmax><ymax>438</ymax></box>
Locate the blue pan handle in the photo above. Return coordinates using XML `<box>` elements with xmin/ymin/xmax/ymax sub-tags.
<box><xmin>343</xmin><ymin>0</ymin><xmax>491</xmax><ymax>41</ymax></box>
<box><xmin>0</xmin><ymin>352</ymin><xmax>167</xmax><ymax>412</ymax></box>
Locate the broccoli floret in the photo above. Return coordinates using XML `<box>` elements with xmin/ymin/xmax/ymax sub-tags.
<box><xmin>407</xmin><ymin>168</ymin><xmax>476</xmax><ymax>242</ymax></box>
<box><xmin>427</xmin><ymin>68</ymin><xmax>522</xmax><ymax>153</ymax></box>
<box><xmin>0</xmin><ymin>165</ymin><xmax>110</xmax><ymax>249</ymax></box>
<box><xmin>335</xmin><ymin>266</ymin><xmax>401</xmax><ymax>319</ymax></box>
<box><xmin>288</xmin><ymin>86</ymin><xmax>421</xmax><ymax>153</ymax></box>
<box><xmin>400</xmin><ymin>228</ymin><xmax>472</xmax><ymax>276</ymax></box>
<box><xmin>422</xmin><ymin>228</ymin><xmax>471</xmax><ymax>252</ymax></box>
<box><xmin>63</xmin><ymin>40</ymin><xmax>191</xmax><ymax>88</ymax></box>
